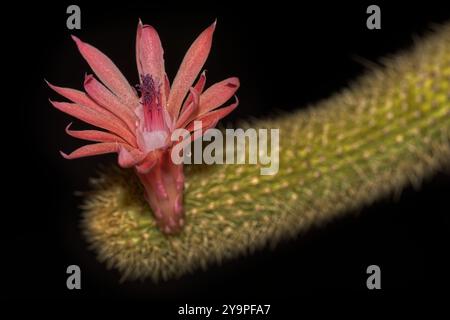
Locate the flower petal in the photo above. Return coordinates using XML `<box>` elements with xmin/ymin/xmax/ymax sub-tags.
<box><xmin>186</xmin><ymin>96</ymin><xmax>238</xmax><ymax>132</ymax></box>
<box><xmin>137</xmin><ymin>22</ymin><xmax>165</xmax><ymax>85</ymax></box>
<box><xmin>198</xmin><ymin>77</ymin><xmax>239</xmax><ymax>115</ymax></box>
<box><xmin>46</xmin><ymin>81</ymin><xmax>103</xmax><ymax>110</ymax></box>
<box><xmin>71</xmin><ymin>35</ymin><xmax>137</xmax><ymax>108</ymax></box>
<box><xmin>136</xmin><ymin>19</ymin><xmax>143</xmax><ymax>78</ymax></box>
<box><xmin>176</xmin><ymin>88</ymin><xmax>199</xmax><ymax>129</ymax></box>
<box><xmin>50</xmin><ymin>100</ymin><xmax>136</xmax><ymax>146</ymax></box>
<box><xmin>118</xmin><ymin>146</ymin><xmax>146</xmax><ymax>168</ymax></box>
<box><xmin>48</xmin><ymin>81</ymin><xmax>137</xmax><ymax>145</ymax></box>
<box><xmin>84</xmin><ymin>74</ymin><xmax>137</xmax><ymax>132</ymax></box>
<box><xmin>181</xmin><ymin>70</ymin><xmax>206</xmax><ymax>112</ymax></box>
<box><xmin>167</xmin><ymin>21</ymin><xmax>216</xmax><ymax>119</ymax></box>
<box><xmin>193</xmin><ymin>70</ymin><xmax>207</xmax><ymax>94</ymax></box>
<box><xmin>164</xmin><ymin>73</ymin><xmax>170</xmax><ymax>98</ymax></box>
<box><xmin>65</xmin><ymin>123</ymin><xmax>127</xmax><ymax>143</ymax></box>
<box><xmin>60</xmin><ymin>142</ymin><xmax>122</xmax><ymax>159</ymax></box>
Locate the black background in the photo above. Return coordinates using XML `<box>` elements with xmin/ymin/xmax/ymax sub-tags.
<box><xmin>4</xmin><ymin>0</ymin><xmax>450</xmax><ymax>307</ymax></box>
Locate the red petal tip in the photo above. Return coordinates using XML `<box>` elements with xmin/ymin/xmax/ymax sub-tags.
<box><xmin>83</xmin><ymin>73</ymin><xmax>94</xmax><ymax>85</ymax></box>
<box><xmin>226</xmin><ymin>77</ymin><xmax>240</xmax><ymax>88</ymax></box>
<box><xmin>49</xmin><ymin>99</ymin><xmax>64</xmax><ymax>110</ymax></box>
<box><xmin>71</xmin><ymin>34</ymin><xmax>81</xmax><ymax>41</ymax></box>
<box><xmin>71</xmin><ymin>35</ymin><xmax>82</xmax><ymax>45</ymax></box>
<box><xmin>189</xmin><ymin>86</ymin><xmax>199</xmax><ymax>95</ymax></box>
<box><xmin>45</xmin><ymin>80</ymin><xmax>56</xmax><ymax>90</ymax></box>
<box><xmin>65</xmin><ymin>122</ymin><xmax>74</xmax><ymax>132</ymax></box>
<box><xmin>59</xmin><ymin>151</ymin><xmax>70</xmax><ymax>159</ymax></box>
<box><xmin>141</xmin><ymin>23</ymin><xmax>157</xmax><ymax>32</ymax></box>
<box><xmin>45</xmin><ymin>80</ymin><xmax>62</xmax><ymax>92</ymax></box>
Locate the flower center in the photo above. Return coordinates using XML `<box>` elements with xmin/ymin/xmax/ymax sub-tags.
<box><xmin>137</xmin><ymin>74</ymin><xmax>166</xmax><ymax>132</ymax></box>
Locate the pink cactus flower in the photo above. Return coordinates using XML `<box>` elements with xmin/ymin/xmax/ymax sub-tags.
<box><xmin>48</xmin><ymin>20</ymin><xmax>240</xmax><ymax>234</ymax></box>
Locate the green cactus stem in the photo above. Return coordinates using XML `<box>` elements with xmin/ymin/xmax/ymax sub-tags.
<box><xmin>81</xmin><ymin>24</ymin><xmax>450</xmax><ymax>281</ymax></box>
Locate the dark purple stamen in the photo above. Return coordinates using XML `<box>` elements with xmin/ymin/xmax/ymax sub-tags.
<box><xmin>137</xmin><ymin>74</ymin><xmax>158</xmax><ymax>106</ymax></box>
<box><xmin>136</xmin><ymin>74</ymin><xmax>165</xmax><ymax>131</ymax></box>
